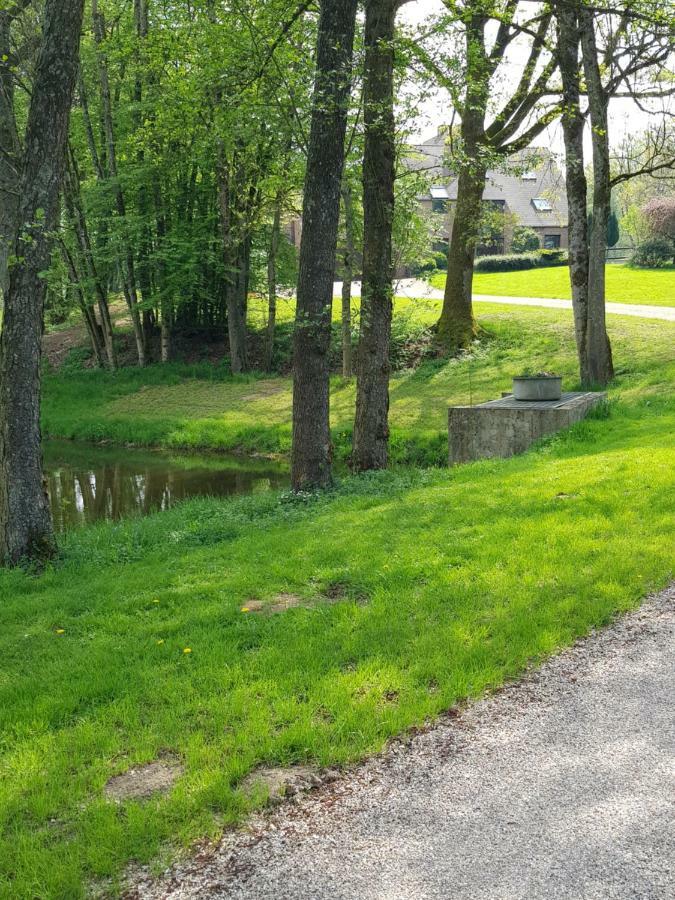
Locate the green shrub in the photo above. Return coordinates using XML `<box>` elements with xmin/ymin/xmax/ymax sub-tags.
<box><xmin>433</xmin><ymin>250</ymin><xmax>448</xmax><ymax>270</ymax></box>
<box><xmin>629</xmin><ymin>237</ymin><xmax>674</xmax><ymax>269</ymax></box>
<box><xmin>475</xmin><ymin>249</ymin><xmax>568</xmax><ymax>272</ymax></box>
<box><xmin>410</xmin><ymin>256</ymin><xmax>437</xmax><ymax>276</ymax></box>
<box><xmin>511</xmin><ymin>227</ymin><xmax>540</xmax><ymax>253</ymax></box>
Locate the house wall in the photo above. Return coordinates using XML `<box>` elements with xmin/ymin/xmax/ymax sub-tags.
<box><xmin>532</xmin><ymin>226</ymin><xmax>568</xmax><ymax>250</ymax></box>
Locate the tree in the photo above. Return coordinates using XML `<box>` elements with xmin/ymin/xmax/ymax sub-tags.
<box><xmin>642</xmin><ymin>196</ymin><xmax>675</xmax><ymax>241</ymax></box>
<box><xmin>415</xmin><ymin>1</ymin><xmax>558</xmax><ymax>352</ymax></box>
<box><xmin>352</xmin><ymin>0</ymin><xmax>404</xmax><ymax>471</ymax></box>
<box><xmin>291</xmin><ymin>0</ymin><xmax>358</xmax><ymax>490</ymax></box>
<box><xmin>0</xmin><ymin>0</ymin><xmax>85</xmax><ymax>564</ymax></box>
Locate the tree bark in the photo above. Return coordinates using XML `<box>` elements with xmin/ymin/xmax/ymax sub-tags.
<box><xmin>59</xmin><ymin>238</ymin><xmax>107</xmax><ymax>368</ymax></box>
<box><xmin>555</xmin><ymin>2</ymin><xmax>590</xmax><ymax>383</ymax></box>
<box><xmin>0</xmin><ymin>9</ymin><xmax>21</xmax><ymax>302</ymax></box>
<box><xmin>291</xmin><ymin>0</ymin><xmax>358</xmax><ymax>490</ymax></box>
<box><xmin>340</xmin><ymin>179</ymin><xmax>355</xmax><ymax>378</ymax></box>
<box><xmin>436</xmin><ymin>14</ymin><xmax>488</xmax><ymax>353</ymax></box>
<box><xmin>352</xmin><ymin>0</ymin><xmax>398</xmax><ymax>471</ymax></box>
<box><xmin>0</xmin><ymin>0</ymin><xmax>84</xmax><ymax>564</ymax></box>
<box><xmin>579</xmin><ymin>5</ymin><xmax>613</xmax><ymax>385</ymax></box>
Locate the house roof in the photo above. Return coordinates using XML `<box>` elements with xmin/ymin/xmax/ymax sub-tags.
<box><xmin>407</xmin><ymin>132</ymin><xmax>568</xmax><ymax>228</ymax></box>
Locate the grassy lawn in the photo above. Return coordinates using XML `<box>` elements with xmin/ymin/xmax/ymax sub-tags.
<box><xmin>430</xmin><ymin>264</ymin><xmax>675</xmax><ymax>306</ymax></box>
<box><xmin>2</xmin><ymin>304</ymin><xmax>671</xmax><ymax>895</ymax></box>
<box><xmin>2</xmin><ymin>368</ymin><xmax>674</xmax><ymax>895</ymax></box>
<box><xmin>43</xmin><ymin>302</ymin><xmax>675</xmax><ymax>464</ymax></box>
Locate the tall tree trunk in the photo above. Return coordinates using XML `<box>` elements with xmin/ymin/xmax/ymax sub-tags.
<box><xmin>91</xmin><ymin>0</ymin><xmax>146</xmax><ymax>366</ymax></box>
<box><xmin>0</xmin><ymin>10</ymin><xmax>20</xmax><ymax>302</ymax></box>
<box><xmin>579</xmin><ymin>6</ymin><xmax>613</xmax><ymax>386</ymax></box>
<box><xmin>265</xmin><ymin>196</ymin><xmax>282</xmax><ymax>372</ymax></box>
<box><xmin>216</xmin><ymin>148</ymin><xmax>249</xmax><ymax>374</ymax></box>
<box><xmin>555</xmin><ymin>2</ymin><xmax>590</xmax><ymax>384</ymax></box>
<box><xmin>64</xmin><ymin>151</ymin><xmax>117</xmax><ymax>368</ymax></box>
<box><xmin>0</xmin><ymin>0</ymin><xmax>84</xmax><ymax>564</ymax></box>
<box><xmin>340</xmin><ymin>179</ymin><xmax>355</xmax><ymax>378</ymax></box>
<box><xmin>352</xmin><ymin>0</ymin><xmax>398</xmax><ymax>471</ymax></box>
<box><xmin>291</xmin><ymin>0</ymin><xmax>358</xmax><ymax>490</ymax></box>
<box><xmin>59</xmin><ymin>239</ymin><xmax>106</xmax><ymax>367</ymax></box>
<box><xmin>436</xmin><ymin>15</ymin><xmax>488</xmax><ymax>353</ymax></box>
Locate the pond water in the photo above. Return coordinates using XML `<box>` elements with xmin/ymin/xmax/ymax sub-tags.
<box><xmin>43</xmin><ymin>440</ymin><xmax>289</xmax><ymax>531</ymax></box>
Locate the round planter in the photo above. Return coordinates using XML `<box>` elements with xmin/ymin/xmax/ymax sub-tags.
<box><xmin>512</xmin><ymin>375</ymin><xmax>562</xmax><ymax>401</ymax></box>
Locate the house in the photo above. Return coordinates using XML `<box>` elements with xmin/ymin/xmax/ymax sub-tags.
<box><xmin>410</xmin><ymin>132</ymin><xmax>569</xmax><ymax>253</ymax></box>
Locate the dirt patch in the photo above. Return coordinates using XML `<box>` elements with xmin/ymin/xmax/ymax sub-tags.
<box><xmin>104</xmin><ymin>758</ymin><xmax>183</xmax><ymax>803</ymax></box>
<box><xmin>242</xmin><ymin>593</ymin><xmax>306</xmax><ymax>614</ymax></box>
<box><xmin>240</xmin><ymin>765</ymin><xmax>327</xmax><ymax>804</ymax></box>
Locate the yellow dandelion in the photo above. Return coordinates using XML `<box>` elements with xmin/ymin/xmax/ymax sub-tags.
<box><xmin>156</xmin><ymin>639</ymin><xmax>164</xmax><ymax>645</ymax></box>
<box><xmin>183</xmin><ymin>647</ymin><xmax>192</xmax><ymax>654</ymax></box>
<box><xmin>55</xmin><ymin>628</ymin><xmax>65</xmax><ymax>635</ymax></box>
<box><xmin>152</xmin><ymin>599</ymin><xmax>160</xmax><ymax>604</ymax></box>
<box><xmin>241</xmin><ymin>606</ymin><xmax>250</xmax><ymax>613</ymax></box>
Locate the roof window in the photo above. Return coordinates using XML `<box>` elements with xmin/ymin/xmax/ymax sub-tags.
<box><xmin>532</xmin><ymin>197</ymin><xmax>553</xmax><ymax>212</ymax></box>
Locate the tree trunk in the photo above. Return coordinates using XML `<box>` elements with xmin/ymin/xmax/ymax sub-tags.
<box><xmin>59</xmin><ymin>239</ymin><xmax>106</xmax><ymax>367</ymax></box>
<box><xmin>555</xmin><ymin>2</ymin><xmax>590</xmax><ymax>384</ymax></box>
<box><xmin>579</xmin><ymin>6</ymin><xmax>613</xmax><ymax>386</ymax></box>
<box><xmin>291</xmin><ymin>0</ymin><xmax>358</xmax><ymax>490</ymax></box>
<box><xmin>340</xmin><ymin>179</ymin><xmax>355</xmax><ymax>378</ymax></box>
<box><xmin>352</xmin><ymin>0</ymin><xmax>398</xmax><ymax>471</ymax></box>
<box><xmin>0</xmin><ymin>11</ymin><xmax>20</xmax><ymax>302</ymax></box>
<box><xmin>91</xmin><ymin>0</ymin><xmax>146</xmax><ymax>366</ymax></box>
<box><xmin>265</xmin><ymin>197</ymin><xmax>282</xmax><ymax>372</ymax></box>
<box><xmin>436</xmin><ymin>15</ymin><xmax>488</xmax><ymax>353</ymax></box>
<box><xmin>64</xmin><ymin>151</ymin><xmax>117</xmax><ymax>368</ymax></box>
<box><xmin>0</xmin><ymin>0</ymin><xmax>84</xmax><ymax>564</ymax></box>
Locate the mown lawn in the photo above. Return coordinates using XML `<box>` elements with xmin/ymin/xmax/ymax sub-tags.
<box><xmin>43</xmin><ymin>303</ymin><xmax>675</xmax><ymax>464</ymax></box>
<box><xmin>0</xmin><ymin>305</ymin><xmax>672</xmax><ymax>895</ymax></box>
<box><xmin>430</xmin><ymin>264</ymin><xmax>675</xmax><ymax>306</ymax></box>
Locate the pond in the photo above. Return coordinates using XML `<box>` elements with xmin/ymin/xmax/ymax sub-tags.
<box><xmin>43</xmin><ymin>440</ymin><xmax>289</xmax><ymax>531</ymax></box>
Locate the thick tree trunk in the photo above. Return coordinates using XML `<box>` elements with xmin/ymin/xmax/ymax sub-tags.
<box><xmin>291</xmin><ymin>0</ymin><xmax>358</xmax><ymax>490</ymax></box>
<box><xmin>555</xmin><ymin>3</ymin><xmax>590</xmax><ymax>384</ymax></box>
<box><xmin>0</xmin><ymin>0</ymin><xmax>84</xmax><ymax>564</ymax></box>
<box><xmin>265</xmin><ymin>197</ymin><xmax>281</xmax><ymax>372</ymax></box>
<box><xmin>340</xmin><ymin>179</ymin><xmax>355</xmax><ymax>378</ymax></box>
<box><xmin>352</xmin><ymin>0</ymin><xmax>398</xmax><ymax>471</ymax></box>
<box><xmin>436</xmin><ymin>16</ymin><xmax>488</xmax><ymax>353</ymax></box>
<box><xmin>0</xmin><ymin>12</ymin><xmax>20</xmax><ymax>302</ymax></box>
<box><xmin>579</xmin><ymin>6</ymin><xmax>613</xmax><ymax>386</ymax></box>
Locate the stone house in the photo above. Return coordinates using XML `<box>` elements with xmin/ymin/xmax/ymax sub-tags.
<box><xmin>410</xmin><ymin>133</ymin><xmax>569</xmax><ymax>253</ymax></box>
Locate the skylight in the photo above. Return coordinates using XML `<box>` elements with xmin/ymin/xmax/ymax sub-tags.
<box><xmin>532</xmin><ymin>197</ymin><xmax>553</xmax><ymax>212</ymax></box>
<box><xmin>521</xmin><ymin>172</ymin><xmax>537</xmax><ymax>180</ymax></box>
<box><xmin>430</xmin><ymin>186</ymin><xmax>449</xmax><ymax>199</ymax></box>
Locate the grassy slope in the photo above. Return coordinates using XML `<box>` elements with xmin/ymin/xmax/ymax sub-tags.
<box><xmin>1</xmin><ymin>384</ymin><xmax>674</xmax><ymax>896</ymax></box>
<box><xmin>43</xmin><ymin>303</ymin><xmax>674</xmax><ymax>464</ymax></box>
<box><xmin>430</xmin><ymin>264</ymin><xmax>675</xmax><ymax>306</ymax></box>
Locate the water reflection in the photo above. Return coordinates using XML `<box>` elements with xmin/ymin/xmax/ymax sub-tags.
<box><xmin>43</xmin><ymin>440</ymin><xmax>289</xmax><ymax>531</ymax></box>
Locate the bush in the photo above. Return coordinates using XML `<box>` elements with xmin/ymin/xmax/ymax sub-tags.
<box><xmin>410</xmin><ymin>256</ymin><xmax>437</xmax><ymax>276</ymax></box>
<box><xmin>630</xmin><ymin>237</ymin><xmax>674</xmax><ymax>269</ymax></box>
<box><xmin>474</xmin><ymin>249</ymin><xmax>568</xmax><ymax>273</ymax></box>
<box><xmin>433</xmin><ymin>250</ymin><xmax>448</xmax><ymax>270</ymax></box>
<box><xmin>511</xmin><ymin>227</ymin><xmax>540</xmax><ymax>253</ymax></box>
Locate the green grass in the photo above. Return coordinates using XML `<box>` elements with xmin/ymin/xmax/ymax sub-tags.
<box><xmin>2</xmin><ymin>375</ymin><xmax>674</xmax><ymax>895</ymax></box>
<box><xmin>2</xmin><ymin>304</ymin><xmax>673</xmax><ymax>895</ymax></box>
<box><xmin>43</xmin><ymin>302</ymin><xmax>675</xmax><ymax>466</ymax></box>
<box><xmin>430</xmin><ymin>264</ymin><xmax>675</xmax><ymax>306</ymax></box>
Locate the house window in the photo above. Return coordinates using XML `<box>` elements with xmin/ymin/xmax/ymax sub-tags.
<box><xmin>544</xmin><ymin>234</ymin><xmax>561</xmax><ymax>248</ymax></box>
<box><xmin>430</xmin><ymin>185</ymin><xmax>449</xmax><ymax>213</ymax></box>
<box><xmin>532</xmin><ymin>197</ymin><xmax>553</xmax><ymax>212</ymax></box>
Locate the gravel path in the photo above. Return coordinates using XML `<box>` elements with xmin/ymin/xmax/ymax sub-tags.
<box><xmin>335</xmin><ymin>278</ymin><xmax>675</xmax><ymax>322</ymax></box>
<box><xmin>131</xmin><ymin>584</ymin><xmax>675</xmax><ymax>899</ymax></box>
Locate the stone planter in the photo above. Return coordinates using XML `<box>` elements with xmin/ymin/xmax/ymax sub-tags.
<box><xmin>512</xmin><ymin>375</ymin><xmax>562</xmax><ymax>401</ymax></box>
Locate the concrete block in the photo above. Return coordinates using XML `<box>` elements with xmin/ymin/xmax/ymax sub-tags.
<box><xmin>449</xmin><ymin>392</ymin><xmax>607</xmax><ymax>465</ymax></box>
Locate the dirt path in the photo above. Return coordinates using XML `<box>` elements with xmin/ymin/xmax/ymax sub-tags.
<box><xmin>130</xmin><ymin>583</ymin><xmax>675</xmax><ymax>900</ymax></box>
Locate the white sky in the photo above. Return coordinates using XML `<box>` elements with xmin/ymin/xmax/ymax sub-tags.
<box><xmin>396</xmin><ymin>0</ymin><xmax>668</xmax><ymax>158</ymax></box>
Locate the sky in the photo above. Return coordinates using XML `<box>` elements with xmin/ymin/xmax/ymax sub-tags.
<box><xmin>396</xmin><ymin>0</ymin><xmax>670</xmax><ymax>159</ymax></box>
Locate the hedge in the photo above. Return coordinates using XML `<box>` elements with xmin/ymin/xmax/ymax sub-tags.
<box><xmin>474</xmin><ymin>249</ymin><xmax>569</xmax><ymax>272</ymax></box>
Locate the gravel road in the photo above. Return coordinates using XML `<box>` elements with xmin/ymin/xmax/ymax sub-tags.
<box><xmin>131</xmin><ymin>583</ymin><xmax>675</xmax><ymax>900</ymax></box>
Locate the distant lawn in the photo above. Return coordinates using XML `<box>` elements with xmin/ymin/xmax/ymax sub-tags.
<box><xmin>430</xmin><ymin>264</ymin><xmax>675</xmax><ymax>306</ymax></box>
<box><xmin>42</xmin><ymin>304</ymin><xmax>675</xmax><ymax>465</ymax></box>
